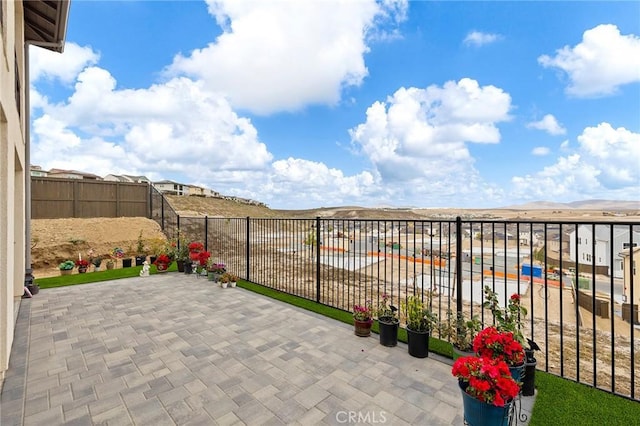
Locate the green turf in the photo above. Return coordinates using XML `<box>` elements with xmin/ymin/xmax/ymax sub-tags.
<box><xmin>529</xmin><ymin>371</ymin><xmax>640</xmax><ymax>425</ymax></box>
<box><xmin>30</xmin><ymin>273</ymin><xmax>640</xmax><ymax>423</ymax></box>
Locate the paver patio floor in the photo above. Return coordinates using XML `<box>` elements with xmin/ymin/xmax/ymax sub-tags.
<box><xmin>1</xmin><ymin>274</ymin><xmax>533</xmax><ymax>425</ymax></box>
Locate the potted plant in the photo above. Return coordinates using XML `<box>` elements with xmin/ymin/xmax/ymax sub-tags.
<box><xmin>58</xmin><ymin>260</ymin><xmax>75</xmax><ymax>275</ymax></box>
<box><xmin>75</xmin><ymin>259</ymin><xmax>90</xmax><ymax>273</ymax></box>
<box><xmin>91</xmin><ymin>256</ymin><xmax>102</xmax><ymax>272</ymax></box>
<box><xmin>169</xmin><ymin>232</ymin><xmax>189</xmax><ymax>272</ymax></box>
<box><xmin>105</xmin><ymin>258</ymin><xmax>115</xmax><ymax>270</ymax></box>
<box><xmin>483</xmin><ymin>286</ymin><xmax>531</xmax><ymax>384</ymax></box>
<box><xmin>220</xmin><ymin>272</ymin><xmax>237</xmax><ymax>288</ymax></box>
<box><xmin>353</xmin><ymin>300</ymin><xmax>374</xmax><ymax>337</ymax></box>
<box><xmin>186</xmin><ymin>241</ymin><xmax>204</xmax><ymax>274</ymax></box>
<box><xmin>473</xmin><ymin>327</ymin><xmax>525</xmax><ymax>383</ymax></box>
<box><xmin>440</xmin><ymin>310</ymin><xmax>481</xmax><ymax>360</ymax></box>
<box><xmin>153</xmin><ymin>253</ymin><xmax>172</xmax><ymax>272</ymax></box>
<box><xmin>207</xmin><ymin>261</ymin><xmax>226</xmax><ymax>281</ymax></box>
<box><xmin>452</xmin><ymin>355</ymin><xmax>520</xmax><ymax>425</ymax></box>
<box><xmin>375</xmin><ymin>293</ymin><xmax>399</xmax><ymax>347</ymax></box>
<box><xmin>134</xmin><ymin>231</ymin><xmax>147</xmax><ymax>266</ymax></box>
<box><xmin>402</xmin><ymin>295</ymin><xmax>438</xmax><ymax>358</ymax></box>
<box><xmin>113</xmin><ymin>247</ymin><xmax>130</xmax><ymax>268</ymax></box>
<box><xmin>196</xmin><ymin>250</ymin><xmax>210</xmax><ymax>275</ymax></box>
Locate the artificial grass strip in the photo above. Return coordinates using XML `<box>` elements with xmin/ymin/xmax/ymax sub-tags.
<box><xmin>35</xmin><ymin>262</ymin><xmax>178</xmax><ymax>289</ymax></box>
<box><xmin>530</xmin><ymin>371</ymin><xmax>640</xmax><ymax>425</ymax></box>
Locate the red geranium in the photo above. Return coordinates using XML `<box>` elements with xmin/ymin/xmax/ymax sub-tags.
<box><xmin>473</xmin><ymin>327</ymin><xmax>524</xmax><ymax>366</ymax></box>
<box><xmin>75</xmin><ymin>259</ymin><xmax>89</xmax><ymax>268</ymax></box>
<box><xmin>188</xmin><ymin>242</ymin><xmax>204</xmax><ymax>252</ymax></box>
<box><xmin>197</xmin><ymin>251</ymin><xmax>211</xmax><ymax>266</ymax></box>
<box><xmin>154</xmin><ymin>254</ymin><xmax>172</xmax><ymax>265</ymax></box>
<box><xmin>452</xmin><ymin>356</ymin><xmax>520</xmax><ymax>407</ymax></box>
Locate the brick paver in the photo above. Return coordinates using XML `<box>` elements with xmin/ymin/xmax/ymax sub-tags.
<box><xmin>1</xmin><ymin>274</ymin><xmax>534</xmax><ymax>425</ymax></box>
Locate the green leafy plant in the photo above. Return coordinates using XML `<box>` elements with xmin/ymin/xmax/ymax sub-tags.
<box><xmin>483</xmin><ymin>286</ymin><xmax>527</xmax><ymax>345</ymax></box>
<box><xmin>440</xmin><ymin>310</ymin><xmax>482</xmax><ymax>352</ymax></box>
<box><xmin>136</xmin><ymin>231</ymin><xmax>145</xmax><ymax>255</ymax></box>
<box><xmin>403</xmin><ymin>295</ymin><xmax>437</xmax><ymax>332</ymax></box>
<box><xmin>375</xmin><ymin>293</ymin><xmax>398</xmax><ymax>323</ymax></box>
<box><xmin>58</xmin><ymin>260</ymin><xmax>75</xmax><ymax>271</ymax></box>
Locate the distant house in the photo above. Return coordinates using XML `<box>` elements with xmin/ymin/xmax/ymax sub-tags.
<box><xmin>569</xmin><ymin>225</ymin><xmax>640</xmax><ymax>278</ymax></box>
<box><xmin>30</xmin><ymin>165</ymin><xmax>48</xmax><ymax>177</ymax></box>
<box><xmin>103</xmin><ymin>174</ymin><xmax>150</xmax><ymax>184</ymax></box>
<box><xmin>154</xmin><ymin>180</ymin><xmax>187</xmax><ymax>196</ymax></box>
<box><xmin>619</xmin><ymin>247</ymin><xmax>639</xmax><ymax>323</ymax></box>
<box><xmin>518</xmin><ymin>231</ymin><xmax>540</xmax><ymax>247</ymax></box>
<box><xmin>187</xmin><ymin>185</ymin><xmax>220</xmax><ymax>198</ymax></box>
<box><xmin>47</xmin><ymin>168</ymin><xmax>102</xmax><ymax>180</ymax></box>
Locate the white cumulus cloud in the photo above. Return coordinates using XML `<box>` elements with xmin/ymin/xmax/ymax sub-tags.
<box><xmin>532</xmin><ymin>147</ymin><xmax>550</xmax><ymax>156</ymax></box>
<box><xmin>167</xmin><ymin>0</ymin><xmax>408</xmax><ymax>114</ymax></box>
<box><xmin>527</xmin><ymin>114</ymin><xmax>566</xmax><ymax>135</ymax></box>
<box><xmin>349</xmin><ymin>78</ymin><xmax>512</xmax><ymax>204</ymax></box>
<box><xmin>29</xmin><ymin>42</ymin><xmax>99</xmax><ymax>84</ymax></box>
<box><xmin>463</xmin><ymin>31</ymin><xmax>502</xmax><ymax>47</ymax></box>
<box><xmin>538</xmin><ymin>24</ymin><xmax>640</xmax><ymax>97</ymax></box>
<box><xmin>31</xmin><ymin>63</ymin><xmax>273</xmax><ymax>183</ymax></box>
<box><xmin>511</xmin><ymin>122</ymin><xmax>640</xmax><ymax>200</ymax></box>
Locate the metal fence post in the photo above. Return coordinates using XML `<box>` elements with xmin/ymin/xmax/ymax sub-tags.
<box><xmin>246</xmin><ymin>217</ymin><xmax>250</xmax><ymax>281</ymax></box>
<box><xmin>456</xmin><ymin>216</ymin><xmax>463</xmax><ymax>315</ymax></box>
<box><xmin>204</xmin><ymin>216</ymin><xmax>209</xmax><ymax>251</ymax></box>
<box><xmin>316</xmin><ymin>216</ymin><xmax>321</xmax><ymax>303</ymax></box>
<box><xmin>161</xmin><ymin>196</ymin><xmax>165</xmax><ymax>231</ymax></box>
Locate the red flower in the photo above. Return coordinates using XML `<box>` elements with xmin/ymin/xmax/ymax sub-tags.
<box><xmin>188</xmin><ymin>242</ymin><xmax>204</xmax><ymax>252</ymax></box>
<box><xmin>452</xmin><ymin>356</ymin><xmax>519</xmax><ymax>407</ymax></box>
<box><xmin>197</xmin><ymin>251</ymin><xmax>211</xmax><ymax>266</ymax></box>
<box><xmin>474</xmin><ymin>327</ymin><xmax>524</xmax><ymax>366</ymax></box>
<box><xmin>510</xmin><ymin>293</ymin><xmax>520</xmax><ymax>302</ymax></box>
<box><xmin>154</xmin><ymin>254</ymin><xmax>171</xmax><ymax>265</ymax></box>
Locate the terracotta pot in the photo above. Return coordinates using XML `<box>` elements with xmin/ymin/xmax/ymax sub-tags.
<box><xmin>354</xmin><ymin>319</ymin><xmax>373</xmax><ymax>337</ymax></box>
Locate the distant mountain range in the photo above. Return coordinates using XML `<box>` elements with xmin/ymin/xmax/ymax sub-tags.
<box><xmin>503</xmin><ymin>199</ymin><xmax>640</xmax><ymax>210</ymax></box>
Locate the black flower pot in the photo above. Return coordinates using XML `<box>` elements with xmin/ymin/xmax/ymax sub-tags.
<box><xmin>122</xmin><ymin>258</ymin><xmax>132</xmax><ymax>268</ymax></box>
<box><xmin>406</xmin><ymin>327</ymin><xmax>430</xmax><ymax>358</ymax></box>
<box><xmin>176</xmin><ymin>260</ymin><xmax>185</xmax><ymax>272</ymax></box>
<box><xmin>522</xmin><ymin>355</ymin><xmax>537</xmax><ymax>396</ymax></box>
<box><xmin>183</xmin><ymin>262</ymin><xmax>193</xmax><ymax>274</ymax></box>
<box><xmin>378</xmin><ymin>318</ymin><xmax>399</xmax><ymax>347</ymax></box>
<box><xmin>135</xmin><ymin>256</ymin><xmax>146</xmax><ymax>266</ymax></box>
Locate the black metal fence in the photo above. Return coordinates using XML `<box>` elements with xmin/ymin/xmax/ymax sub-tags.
<box><xmin>153</xmin><ymin>208</ymin><xmax>639</xmax><ymax>401</ymax></box>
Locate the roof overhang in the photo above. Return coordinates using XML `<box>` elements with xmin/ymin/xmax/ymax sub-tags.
<box><xmin>23</xmin><ymin>0</ymin><xmax>71</xmax><ymax>53</ymax></box>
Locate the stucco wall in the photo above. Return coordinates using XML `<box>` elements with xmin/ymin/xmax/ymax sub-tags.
<box><xmin>0</xmin><ymin>0</ymin><xmax>27</xmax><ymax>385</ymax></box>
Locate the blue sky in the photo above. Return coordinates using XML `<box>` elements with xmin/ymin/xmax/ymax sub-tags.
<box><xmin>29</xmin><ymin>1</ymin><xmax>640</xmax><ymax>209</ymax></box>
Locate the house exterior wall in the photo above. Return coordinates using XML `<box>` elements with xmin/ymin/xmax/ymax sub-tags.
<box><xmin>569</xmin><ymin>225</ymin><xmax>640</xmax><ymax>278</ymax></box>
<box><xmin>622</xmin><ymin>248</ymin><xmax>640</xmax><ymax>309</ymax></box>
<box><xmin>0</xmin><ymin>0</ymin><xmax>27</xmax><ymax>384</ymax></box>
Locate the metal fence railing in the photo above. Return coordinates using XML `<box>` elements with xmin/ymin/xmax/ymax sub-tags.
<box><xmin>152</xmin><ymin>204</ymin><xmax>639</xmax><ymax>401</ymax></box>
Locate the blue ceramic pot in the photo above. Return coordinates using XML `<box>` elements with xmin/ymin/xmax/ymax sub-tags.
<box><xmin>459</xmin><ymin>381</ymin><xmax>513</xmax><ymax>426</ymax></box>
